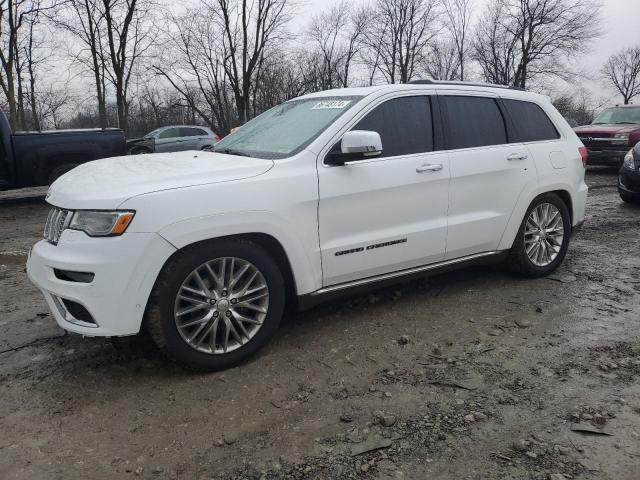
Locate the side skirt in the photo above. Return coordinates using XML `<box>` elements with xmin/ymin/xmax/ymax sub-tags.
<box><xmin>297</xmin><ymin>250</ymin><xmax>509</xmax><ymax>311</ymax></box>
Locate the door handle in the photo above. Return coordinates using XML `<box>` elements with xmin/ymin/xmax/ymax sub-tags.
<box><xmin>416</xmin><ymin>163</ymin><xmax>443</xmax><ymax>173</ymax></box>
<box><xmin>507</xmin><ymin>153</ymin><xmax>528</xmax><ymax>161</ymax></box>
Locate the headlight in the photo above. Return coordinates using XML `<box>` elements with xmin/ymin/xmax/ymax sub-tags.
<box><xmin>69</xmin><ymin>211</ymin><xmax>135</xmax><ymax>236</ymax></box>
<box><xmin>612</xmin><ymin>133</ymin><xmax>630</xmax><ymax>144</ymax></box>
<box><xmin>623</xmin><ymin>150</ymin><xmax>636</xmax><ymax>170</ymax></box>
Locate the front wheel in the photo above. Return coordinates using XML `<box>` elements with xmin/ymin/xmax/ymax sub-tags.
<box><xmin>506</xmin><ymin>193</ymin><xmax>571</xmax><ymax>277</ymax></box>
<box><xmin>146</xmin><ymin>239</ymin><xmax>285</xmax><ymax>371</ymax></box>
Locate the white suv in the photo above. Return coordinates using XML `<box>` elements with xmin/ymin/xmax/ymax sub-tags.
<box><xmin>27</xmin><ymin>81</ymin><xmax>588</xmax><ymax>371</ymax></box>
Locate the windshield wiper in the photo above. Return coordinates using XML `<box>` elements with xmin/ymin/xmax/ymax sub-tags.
<box><xmin>615</xmin><ymin>122</ymin><xmax>637</xmax><ymax>124</ymax></box>
<box><xmin>215</xmin><ymin>148</ymin><xmax>250</xmax><ymax>157</ymax></box>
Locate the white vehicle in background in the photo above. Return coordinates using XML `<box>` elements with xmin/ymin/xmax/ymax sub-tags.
<box><xmin>27</xmin><ymin>81</ymin><xmax>588</xmax><ymax>371</ymax></box>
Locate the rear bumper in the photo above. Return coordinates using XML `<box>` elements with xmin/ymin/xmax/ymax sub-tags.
<box><xmin>26</xmin><ymin>231</ymin><xmax>176</xmax><ymax>336</ymax></box>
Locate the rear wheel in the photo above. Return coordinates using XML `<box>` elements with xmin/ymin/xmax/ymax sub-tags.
<box><xmin>146</xmin><ymin>239</ymin><xmax>285</xmax><ymax>371</ymax></box>
<box><xmin>506</xmin><ymin>193</ymin><xmax>571</xmax><ymax>277</ymax></box>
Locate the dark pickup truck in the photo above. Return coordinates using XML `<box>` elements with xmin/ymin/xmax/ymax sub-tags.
<box><xmin>0</xmin><ymin>110</ymin><xmax>126</xmax><ymax>190</ymax></box>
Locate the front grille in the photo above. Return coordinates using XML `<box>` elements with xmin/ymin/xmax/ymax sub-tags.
<box><xmin>44</xmin><ymin>207</ymin><xmax>73</xmax><ymax>245</ymax></box>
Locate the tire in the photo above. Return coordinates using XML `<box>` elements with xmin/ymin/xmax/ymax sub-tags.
<box><xmin>48</xmin><ymin>164</ymin><xmax>79</xmax><ymax>185</ymax></box>
<box><xmin>146</xmin><ymin>238</ymin><xmax>285</xmax><ymax>371</ymax></box>
<box><xmin>506</xmin><ymin>193</ymin><xmax>572</xmax><ymax>278</ymax></box>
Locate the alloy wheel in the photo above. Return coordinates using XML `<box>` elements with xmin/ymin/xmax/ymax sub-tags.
<box><xmin>524</xmin><ymin>203</ymin><xmax>565</xmax><ymax>267</ymax></box>
<box><xmin>174</xmin><ymin>257</ymin><xmax>269</xmax><ymax>354</ymax></box>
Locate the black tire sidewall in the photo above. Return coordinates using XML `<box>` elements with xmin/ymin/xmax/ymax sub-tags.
<box><xmin>512</xmin><ymin>193</ymin><xmax>572</xmax><ymax>277</ymax></box>
<box><xmin>151</xmin><ymin>240</ymin><xmax>285</xmax><ymax>371</ymax></box>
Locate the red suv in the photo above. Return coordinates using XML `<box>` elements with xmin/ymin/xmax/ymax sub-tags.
<box><xmin>574</xmin><ymin>105</ymin><xmax>640</xmax><ymax>166</ymax></box>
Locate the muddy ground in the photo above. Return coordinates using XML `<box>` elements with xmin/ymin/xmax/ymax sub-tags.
<box><xmin>1</xmin><ymin>170</ymin><xmax>639</xmax><ymax>480</ymax></box>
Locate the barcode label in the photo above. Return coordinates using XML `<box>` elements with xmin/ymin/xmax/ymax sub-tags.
<box><xmin>312</xmin><ymin>100</ymin><xmax>351</xmax><ymax>110</ymax></box>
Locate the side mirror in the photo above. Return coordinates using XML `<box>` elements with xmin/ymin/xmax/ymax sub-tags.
<box><xmin>326</xmin><ymin>130</ymin><xmax>383</xmax><ymax>166</ymax></box>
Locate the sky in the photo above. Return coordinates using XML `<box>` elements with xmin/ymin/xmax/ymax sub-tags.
<box><xmin>295</xmin><ymin>0</ymin><xmax>640</xmax><ymax>105</ymax></box>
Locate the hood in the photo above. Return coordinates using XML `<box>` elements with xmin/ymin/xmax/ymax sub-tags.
<box><xmin>574</xmin><ymin>124</ymin><xmax>640</xmax><ymax>135</ymax></box>
<box><xmin>46</xmin><ymin>151</ymin><xmax>274</xmax><ymax>209</ymax></box>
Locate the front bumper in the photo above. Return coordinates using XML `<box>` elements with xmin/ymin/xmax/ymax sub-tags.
<box><xmin>27</xmin><ymin>230</ymin><xmax>176</xmax><ymax>336</ymax></box>
<box><xmin>618</xmin><ymin>166</ymin><xmax>640</xmax><ymax>198</ymax></box>
<box><xmin>585</xmin><ymin>147</ymin><xmax>629</xmax><ymax>166</ymax></box>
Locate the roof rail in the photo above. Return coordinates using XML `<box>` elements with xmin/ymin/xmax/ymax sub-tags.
<box><xmin>408</xmin><ymin>79</ymin><xmax>525</xmax><ymax>91</ymax></box>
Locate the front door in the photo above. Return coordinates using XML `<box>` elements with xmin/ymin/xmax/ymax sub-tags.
<box><xmin>318</xmin><ymin>95</ymin><xmax>450</xmax><ymax>287</ymax></box>
<box><xmin>155</xmin><ymin>127</ymin><xmax>184</xmax><ymax>152</ymax></box>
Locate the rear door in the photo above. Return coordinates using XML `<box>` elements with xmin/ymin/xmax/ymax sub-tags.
<box><xmin>318</xmin><ymin>94</ymin><xmax>451</xmax><ymax>286</ymax></box>
<box><xmin>180</xmin><ymin>128</ymin><xmax>206</xmax><ymax>150</ymax></box>
<box><xmin>441</xmin><ymin>93</ymin><xmax>536</xmax><ymax>259</ymax></box>
<box><xmin>501</xmin><ymin>98</ymin><xmax>563</xmax><ymax>169</ymax></box>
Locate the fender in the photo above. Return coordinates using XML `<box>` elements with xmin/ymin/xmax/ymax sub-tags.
<box><xmin>157</xmin><ymin>210</ymin><xmax>322</xmax><ymax>295</ymax></box>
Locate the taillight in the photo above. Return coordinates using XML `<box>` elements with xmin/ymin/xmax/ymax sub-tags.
<box><xmin>214</xmin><ymin>135</ymin><xmax>220</xmax><ymax>143</ymax></box>
<box><xmin>578</xmin><ymin>146</ymin><xmax>588</xmax><ymax>167</ymax></box>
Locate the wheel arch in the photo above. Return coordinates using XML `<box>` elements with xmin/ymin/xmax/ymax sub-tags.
<box><xmin>549</xmin><ymin>189</ymin><xmax>573</xmax><ymax>224</ymax></box>
<box><xmin>149</xmin><ymin>232</ymin><xmax>300</xmax><ymax>316</ymax></box>
<box><xmin>498</xmin><ymin>187</ymin><xmax>575</xmax><ymax>251</ymax></box>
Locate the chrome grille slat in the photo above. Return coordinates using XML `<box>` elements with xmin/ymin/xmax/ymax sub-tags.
<box><xmin>43</xmin><ymin>207</ymin><xmax>72</xmax><ymax>245</ymax></box>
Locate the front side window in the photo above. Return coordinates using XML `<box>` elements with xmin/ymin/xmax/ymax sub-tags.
<box><xmin>214</xmin><ymin>96</ymin><xmax>362</xmax><ymax>159</ymax></box>
<box><xmin>592</xmin><ymin>107</ymin><xmax>640</xmax><ymax>125</ymax></box>
<box><xmin>503</xmin><ymin>99</ymin><xmax>560</xmax><ymax>142</ymax></box>
<box><xmin>158</xmin><ymin>128</ymin><xmax>181</xmax><ymax>139</ymax></box>
<box><xmin>353</xmin><ymin>96</ymin><xmax>434</xmax><ymax>158</ymax></box>
<box><xmin>444</xmin><ymin>96</ymin><xmax>507</xmax><ymax>149</ymax></box>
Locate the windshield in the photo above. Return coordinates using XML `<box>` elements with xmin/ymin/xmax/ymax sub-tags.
<box><xmin>213</xmin><ymin>96</ymin><xmax>362</xmax><ymax>159</ymax></box>
<box><xmin>592</xmin><ymin>107</ymin><xmax>640</xmax><ymax>125</ymax></box>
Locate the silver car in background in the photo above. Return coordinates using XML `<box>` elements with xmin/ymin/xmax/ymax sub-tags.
<box><xmin>127</xmin><ymin>125</ymin><xmax>220</xmax><ymax>154</ymax></box>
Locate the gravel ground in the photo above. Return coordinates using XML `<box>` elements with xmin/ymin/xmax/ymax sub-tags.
<box><xmin>1</xmin><ymin>169</ymin><xmax>639</xmax><ymax>480</ymax></box>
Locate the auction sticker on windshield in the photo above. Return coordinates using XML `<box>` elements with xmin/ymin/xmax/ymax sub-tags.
<box><xmin>312</xmin><ymin>100</ymin><xmax>351</xmax><ymax>110</ymax></box>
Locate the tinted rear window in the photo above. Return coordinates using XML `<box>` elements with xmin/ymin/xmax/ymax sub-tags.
<box><xmin>444</xmin><ymin>96</ymin><xmax>507</xmax><ymax>149</ymax></box>
<box><xmin>181</xmin><ymin>127</ymin><xmax>208</xmax><ymax>137</ymax></box>
<box><xmin>503</xmin><ymin>99</ymin><xmax>560</xmax><ymax>142</ymax></box>
<box><xmin>354</xmin><ymin>96</ymin><xmax>434</xmax><ymax>157</ymax></box>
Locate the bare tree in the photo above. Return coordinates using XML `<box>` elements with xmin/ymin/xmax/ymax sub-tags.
<box><xmin>423</xmin><ymin>39</ymin><xmax>461</xmax><ymax>81</ymax></box>
<box><xmin>552</xmin><ymin>89</ymin><xmax>604</xmax><ymax>126</ymax></box>
<box><xmin>602</xmin><ymin>46</ymin><xmax>640</xmax><ymax>105</ymax></box>
<box><xmin>306</xmin><ymin>1</ymin><xmax>367</xmax><ymax>89</ymax></box>
<box><xmin>152</xmin><ymin>5</ymin><xmax>238</xmax><ymax>135</ymax></box>
<box><xmin>213</xmin><ymin>0</ymin><xmax>290</xmax><ymax>124</ymax></box>
<box><xmin>36</xmin><ymin>84</ymin><xmax>73</xmax><ymax>128</ymax></box>
<box><xmin>443</xmin><ymin>0</ymin><xmax>473</xmax><ymax>81</ymax></box>
<box><xmin>54</xmin><ymin>0</ymin><xmax>109</xmax><ymax>128</ymax></box>
<box><xmin>54</xmin><ymin>0</ymin><xmax>155</xmax><ymax>133</ymax></box>
<box><xmin>364</xmin><ymin>0</ymin><xmax>440</xmax><ymax>84</ymax></box>
<box><xmin>154</xmin><ymin>0</ymin><xmax>291</xmax><ymax>133</ymax></box>
<box><xmin>474</xmin><ymin>0</ymin><xmax>602</xmax><ymax>88</ymax></box>
<box><xmin>472</xmin><ymin>0</ymin><xmax>517</xmax><ymax>85</ymax></box>
<box><xmin>0</xmin><ymin>0</ymin><xmax>55</xmax><ymax>129</ymax></box>
<box><xmin>101</xmin><ymin>0</ymin><xmax>155</xmax><ymax>133</ymax></box>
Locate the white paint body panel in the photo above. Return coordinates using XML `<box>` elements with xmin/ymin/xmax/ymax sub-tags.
<box><xmin>27</xmin><ymin>83</ymin><xmax>588</xmax><ymax>337</ymax></box>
